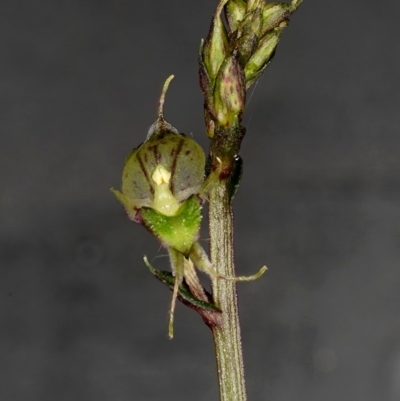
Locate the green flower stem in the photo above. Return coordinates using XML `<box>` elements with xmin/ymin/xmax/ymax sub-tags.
<box><xmin>208</xmin><ymin>121</ymin><xmax>247</xmax><ymax>401</ymax></box>
<box><xmin>209</xmin><ymin>178</ymin><xmax>246</xmax><ymax>401</ymax></box>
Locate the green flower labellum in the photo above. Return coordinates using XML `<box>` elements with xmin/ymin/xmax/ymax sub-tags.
<box><xmin>139</xmin><ymin>195</ymin><xmax>202</xmax><ymax>255</ymax></box>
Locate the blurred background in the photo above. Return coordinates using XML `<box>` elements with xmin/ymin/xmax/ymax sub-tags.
<box><xmin>1</xmin><ymin>0</ymin><xmax>400</xmax><ymax>400</ymax></box>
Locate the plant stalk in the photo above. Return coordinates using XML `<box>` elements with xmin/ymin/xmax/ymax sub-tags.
<box><xmin>209</xmin><ymin>178</ymin><xmax>247</xmax><ymax>401</ymax></box>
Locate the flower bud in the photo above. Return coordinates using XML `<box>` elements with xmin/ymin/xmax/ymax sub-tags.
<box><xmin>213</xmin><ymin>54</ymin><xmax>246</xmax><ymax>127</ymax></box>
<box><xmin>199</xmin><ymin>48</ymin><xmax>219</xmax><ymax>138</ymax></box>
<box><xmin>244</xmin><ymin>23</ymin><xmax>286</xmax><ymax>88</ymax></box>
<box><xmin>201</xmin><ymin>0</ymin><xmax>229</xmax><ymax>81</ymax></box>
<box><xmin>261</xmin><ymin>3</ymin><xmax>290</xmax><ymax>36</ymax></box>
<box><xmin>234</xmin><ymin>8</ymin><xmax>262</xmax><ymax>66</ymax></box>
<box><xmin>224</xmin><ymin>0</ymin><xmax>247</xmax><ymax>32</ymax></box>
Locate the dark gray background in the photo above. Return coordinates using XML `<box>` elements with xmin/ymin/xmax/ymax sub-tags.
<box><xmin>1</xmin><ymin>0</ymin><xmax>399</xmax><ymax>400</ymax></box>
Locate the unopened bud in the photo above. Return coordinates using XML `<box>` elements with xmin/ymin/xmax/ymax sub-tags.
<box><xmin>261</xmin><ymin>3</ymin><xmax>290</xmax><ymax>35</ymax></box>
<box><xmin>201</xmin><ymin>0</ymin><xmax>229</xmax><ymax>80</ymax></box>
<box><xmin>234</xmin><ymin>9</ymin><xmax>262</xmax><ymax>66</ymax></box>
<box><xmin>213</xmin><ymin>55</ymin><xmax>246</xmax><ymax>127</ymax></box>
<box><xmin>244</xmin><ymin>24</ymin><xmax>286</xmax><ymax>88</ymax></box>
<box><xmin>224</xmin><ymin>0</ymin><xmax>247</xmax><ymax>32</ymax></box>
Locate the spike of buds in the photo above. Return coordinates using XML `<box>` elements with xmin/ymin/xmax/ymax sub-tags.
<box><xmin>199</xmin><ymin>0</ymin><xmax>304</xmax><ymax>133</ymax></box>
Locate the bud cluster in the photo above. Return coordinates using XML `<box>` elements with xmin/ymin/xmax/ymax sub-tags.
<box><xmin>199</xmin><ymin>0</ymin><xmax>303</xmax><ymax>137</ymax></box>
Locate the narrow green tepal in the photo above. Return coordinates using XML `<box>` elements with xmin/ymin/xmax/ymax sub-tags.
<box><xmin>145</xmin><ymin>259</ymin><xmax>221</xmax><ymax>313</ymax></box>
